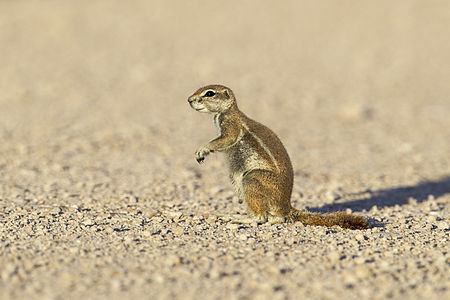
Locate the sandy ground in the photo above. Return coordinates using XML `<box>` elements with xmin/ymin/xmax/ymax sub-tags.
<box><xmin>0</xmin><ymin>1</ymin><xmax>449</xmax><ymax>299</ymax></box>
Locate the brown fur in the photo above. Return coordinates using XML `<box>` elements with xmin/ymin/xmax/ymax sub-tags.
<box><xmin>288</xmin><ymin>209</ymin><xmax>369</xmax><ymax>230</ymax></box>
<box><xmin>188</xmin><ymin>84</ymin><xmax>369</xmax><ymax>230</ymax></box>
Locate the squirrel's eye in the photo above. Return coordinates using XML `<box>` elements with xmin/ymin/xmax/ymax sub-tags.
<box><xmin>205</xmin><ymin>91</ymin><xmax>216</xmax><ymax>97</ymax></box>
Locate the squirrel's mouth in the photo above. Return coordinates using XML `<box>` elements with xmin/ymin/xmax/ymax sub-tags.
<box><xmin>190</xmin><ymin>103</ymin><xmax>208</xmax><ymax>112</ymax></box>
<box><xmin>195</xmin><ymin>107</ymin><xmax>209</xmax><ymax>113</ymax></box>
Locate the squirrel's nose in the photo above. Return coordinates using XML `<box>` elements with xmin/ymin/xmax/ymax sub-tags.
<box><xmin>188</xmin><ymin>96</ymin><xmax>196</xmax><ymax>103</ymax></box>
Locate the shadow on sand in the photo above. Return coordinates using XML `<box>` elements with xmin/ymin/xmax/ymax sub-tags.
<box><xmin>309</xmin><ymin>176</ymin><xmax>450</xmax><ymax>213</ymax></box>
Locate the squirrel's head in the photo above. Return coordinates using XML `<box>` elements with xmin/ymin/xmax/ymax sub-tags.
<box><xmin>188</xmin><ymin>84</ymin><xmax>236</xmax><ymax>114</ymax></box>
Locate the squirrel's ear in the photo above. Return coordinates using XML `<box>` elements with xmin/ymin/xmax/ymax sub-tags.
<box><xmin>224</xmin><ymin>90</ymin><xmax>230</xmax><ymax>99</ymax></box>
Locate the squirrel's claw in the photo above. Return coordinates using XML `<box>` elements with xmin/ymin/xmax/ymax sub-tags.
<box><xmin>195</xmin><ymin>147</ymin><xmax>210</xmax><ymax>164</ymax></box>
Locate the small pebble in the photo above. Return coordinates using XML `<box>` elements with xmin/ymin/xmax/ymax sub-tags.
<box><xmin>355</xmin><ymin>234</ymin><xmax>365</xmax><ymax>242</ymax></box>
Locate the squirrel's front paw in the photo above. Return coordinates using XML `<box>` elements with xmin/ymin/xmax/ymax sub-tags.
<box><xmin>195</xmin><ymin>147</ymin><xmax>210</xmax><ymax>163</ymax></box>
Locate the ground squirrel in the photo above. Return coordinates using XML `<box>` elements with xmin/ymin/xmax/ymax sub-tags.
<box><xmin>188</xmin><ymin>84</ymin><xmax>369</xmax><ymax>230</ymax></box>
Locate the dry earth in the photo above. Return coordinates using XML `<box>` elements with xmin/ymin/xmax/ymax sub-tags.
<box><xmin>0</xmin><ymin>1</ymin><xmax>449</xmax><ymax>299</ymax></box>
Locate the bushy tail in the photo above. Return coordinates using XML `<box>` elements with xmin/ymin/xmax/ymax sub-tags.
<box><xmin>288</xmin><ymin>208</ymin><xmax>369</xmax><ymax>230</ymax></box>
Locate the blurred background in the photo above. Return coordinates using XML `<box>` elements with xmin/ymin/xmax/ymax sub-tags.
<box><xmin>0</xmin><ymin>0</ymin><xmax>449</xmax><ymax>205</ymax></box>
<box><xmin>0</xmin><ymin>1</ymin><xmax>449</xmax><ymax>299</ymax></box>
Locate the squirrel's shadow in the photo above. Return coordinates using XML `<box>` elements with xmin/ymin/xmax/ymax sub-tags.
<box><xmin>308</xmin><ymin>175</ymin><xmax>450</xmax><ymax>214</ymax></box>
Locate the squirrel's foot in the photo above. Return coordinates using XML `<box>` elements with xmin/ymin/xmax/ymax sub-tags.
<box><xmin>229</xmin><ymin>214</ymin><xmax>267</xmax><ymax>225</ymax></box>
<box><xmin>267</xmin><ymin>215</ymin><xmax>287</xmax><ymax>224</ymax></box>
<box><xmin>219</xmin><ymin>214</ymin><xmax>286</xmax><ymax>225</ymax></box>
<box><xmin>195</xmin><ymin>146</ymin><xmax>211</xmax><ymax>163</ymax></box>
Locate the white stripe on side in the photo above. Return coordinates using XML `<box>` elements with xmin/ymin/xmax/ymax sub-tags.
<box><xmin>241</xmin><ymin>121</ymin><xmax>280</xmax><ymax>172</ymax></box>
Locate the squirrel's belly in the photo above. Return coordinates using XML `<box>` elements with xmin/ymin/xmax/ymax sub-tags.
<box><xmin>226</xmin><ymin>140</ymin><xmax>273</xmax><ymax>175</ymax></box>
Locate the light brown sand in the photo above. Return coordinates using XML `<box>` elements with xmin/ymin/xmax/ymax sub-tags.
<box><xmin>0</xmin><ymin>1</ymin><xmax>449</xmax><ymax>299</ymax></box>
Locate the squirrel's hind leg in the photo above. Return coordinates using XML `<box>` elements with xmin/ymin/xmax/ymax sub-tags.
<box><xmin>240</xmin><ymin>170</ymin><xmax>282</xmax><ymax>223</ymax></box>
